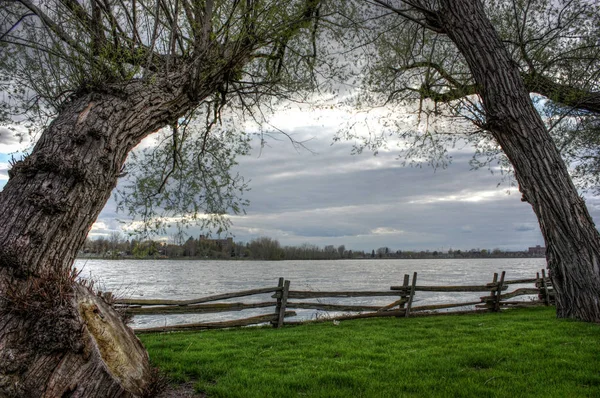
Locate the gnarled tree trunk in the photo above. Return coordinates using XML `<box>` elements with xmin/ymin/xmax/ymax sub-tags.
<box><xmin>0</xmin><ymin>73</ymin><xmax>214</xmax><ymax>396</ymax></box>
<box><xmin>437</xmin><ymin>0</ymin><xmax>600</xmax><ymax>321</ymax></box>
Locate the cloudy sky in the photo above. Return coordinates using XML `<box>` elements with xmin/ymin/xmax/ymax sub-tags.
<box><xmin>4</xmin><ymin>106</ymin><xmax>599</xmax><ymax>254</ymax></box>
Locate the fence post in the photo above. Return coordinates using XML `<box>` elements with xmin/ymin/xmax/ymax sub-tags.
<box><xmin>405</xmin><ymin>272</ymin><xmax>417</xmax><ymax>317</ymax></box>
<box><xmin>276</xmin><ymin>280</ymin><xmax>290</xmax><ymax>328</ymax></box>
<box><xmin>393</xmin><ymin>274</ymin><xmax>410</xmax><ymax>316</ymax></box>
<box><xmin>536</xmin><ymin>271</ymin><xmax>543</xmax><ymax>302</ymax></box>
<box><xmin>400</xmin><ymin>274</ymin><xmax>409</xmax><ymax>310</ymax></box>
<box><xmin>485</xmin><ymin>273</ymin><xmax>498</xmax><ymax>311</ymax></box>
<box><xmin>541</xmin><ymin>269</ymin><xmax>550</xmax><ymax>306</ymax></box>
<box><xmin>273</xmin><ymin>277</ymin><xmax>284</xmax><ymax>328</ymax></box>
<box><xmin>494</xmin><ymin>271</ymin><xmax>506</xmax><ymax>312</ymax></box>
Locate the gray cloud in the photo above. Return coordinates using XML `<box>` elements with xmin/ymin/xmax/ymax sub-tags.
<box><xmin>514</xmin><ymin>223</ymin><xmax>537</xmax><ymax>232</ymax></box>
<box><xmin>2</xmin><ymin>102</ymin><xmax>597</xmax><ymax>254</ymax></box>
<box><xmin>213</xmin><ymin>129</ymin><xmax>547</xmax><ymax>251</ymax></box>
<box><xmin>0</xmin><ymin>127</ymin><xmax>20</xmax><ymax>146</ymax></box>
<box><xmin>40</xmin><ymin>119</ymin><xmax>578</xmax><ymax>252</ymax></box>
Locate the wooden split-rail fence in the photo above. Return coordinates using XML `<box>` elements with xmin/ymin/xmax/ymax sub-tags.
<box><xmin>114</xmin><ymin>269</ymin><xmax>555</xmax><ymax>334</ymax></box>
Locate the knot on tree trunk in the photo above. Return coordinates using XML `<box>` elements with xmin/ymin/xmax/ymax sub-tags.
<box><xmin>8</xmin><ymin>152</ymin><xmax>88</xmax><ymax>182</ymax></box>
<box><xmin>26</xmin><ymin>192</ymin><xmax>69</xmax><ymax>215</ymax></box>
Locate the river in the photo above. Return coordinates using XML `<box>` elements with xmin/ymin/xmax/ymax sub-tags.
<box><xmin>74</xmin><ymin>258</ymin><xmax>547</xmax><ymax>329</ymax></box>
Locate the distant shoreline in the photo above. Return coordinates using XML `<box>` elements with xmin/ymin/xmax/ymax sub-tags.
<box><xmin>76</xmin><ymin>253</ymin><xmax>547</xmax><ymax>261</ymax></box>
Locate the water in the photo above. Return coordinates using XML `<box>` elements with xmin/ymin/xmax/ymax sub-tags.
<box><xmin>74</xmin><ymin>258</ymin><xmax>547</xmax><ymax>329</ymax></box>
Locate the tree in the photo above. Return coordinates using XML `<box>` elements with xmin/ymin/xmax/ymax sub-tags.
<box><xmin>339</xmin><ymin>0</ymin><xmax>599</xmax><ymax>183</ymax></box>
<box><xmin>248</xmin><ymin>237</ymin><xmax>284</xmax><ymax>260</ymax></box>
<box><xmin>428</xmin><ymin>0</ymin><xmax>600</xmax><ymax>195</ymax></box>
<box><xmin>324</xmin><ymin>244</ymin><xmax>336</xmax><ymax>258</ymax></box>
<box><xmin>108</xmin><ymin>231</ymin><xmax>124</xmax><ymax>258</ymax></box>
<box><xmin>183</xmin><ymin>236</ymin><xmax>197</xmax><ymax>257</ymax></box>
<box><xmin>337</xmin><ymin>244</ymin><xmax>346</xmax><ymax>258</ymax></box>
<box><xmin>0</xmin><ymin>0</ymin><xmax>322</xmax><ymax>395</ymax></box>
<box><xmin>376</xmin><ymin>247</ymin><xmax>390</xmax><ymax>258</ymax></box>
<box><xmin>354</xmin><ymin>0</ymin><xmax>600</xmax><ymax>321</ymax></box>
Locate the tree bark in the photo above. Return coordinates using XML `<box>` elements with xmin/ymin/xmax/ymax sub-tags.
<box><xmin>436</xmin><ymin>0</ymin><xmax>600</xmax><ymax>321</ymax></box>
<box><xmin>0</xmin><ymin>71</ymin><xmax>219</xmax><ymax>396</ymax></box>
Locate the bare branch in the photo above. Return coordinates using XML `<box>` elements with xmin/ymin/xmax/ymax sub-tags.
<box><xmin>16</xmin><ymin>0</ymin><xmax>88</xmax><ymax>55</ymax></box>
<box><xmin>369</xmin><ymin>0</ymin><xmax>445</xmax><ymax>33</ymax></box>
<box><xmin>0</xmin><ymin>12</ymin><xmax>35</xmax><ymax>42</ymax></box>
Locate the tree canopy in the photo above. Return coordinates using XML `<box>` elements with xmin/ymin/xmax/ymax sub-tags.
<box><xmin>1</xmin><ymin>0</ymin><xmax>331</xmax><ymax>236</ymax></box>
<box><xmin>333</xmin><ymin>0</ymin><xmax>599</xmax><ymax>190</ymax></box>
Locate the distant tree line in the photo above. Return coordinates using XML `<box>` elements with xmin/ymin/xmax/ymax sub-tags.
<box><xmin>81</xmin><ymin>234</ymin><xmax>545</xmax><ymax>260</ymax></box>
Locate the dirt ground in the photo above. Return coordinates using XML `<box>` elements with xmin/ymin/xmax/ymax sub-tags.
<box><xmin>156</xmin><ymin>382</ymin><xmax>205</xmax><ymax>397</ymax></box>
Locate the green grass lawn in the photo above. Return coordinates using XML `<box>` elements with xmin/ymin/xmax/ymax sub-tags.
<box><xmin>140</xmin><ymin>307</ymin><xmax>600</xmax><ymax>397</ymax></box>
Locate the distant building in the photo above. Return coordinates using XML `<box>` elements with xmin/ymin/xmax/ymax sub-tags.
<box><xmin>199</xmin><ymin>235</ymin><xmax>233</xmax><ymax>255</ymax></box>
<box><xmin>528</xmin><ymin>245</ymin><xmax>546</xmax><ymax>255</ymax></box>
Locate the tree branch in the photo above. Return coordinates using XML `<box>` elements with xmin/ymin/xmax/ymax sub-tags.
<box><xmin>523</xmin><ymin>73</ymin><xmax>600</xmax><ymax>115</ymax></box>
<box><xmin>17</xmin><ymin>0</ymin><xmax>87</xmax><ymax>55</ymax></box>
<box><xmin>369</xmin><ymin>0</ymin><xmax>445</xmax><ymax>33</ymax></box>
<box><xmin>392</xmin><ymin>61</ymin><xmax>465</xmax><ymax>88</ymax></box>
<box><xmin>402</xmin><ymin>62</ymin><xmax>600</xmax><ymax>114</ymax></box>
<box><xmin>0</xmin><ymin>12</ymin><xmax>35</xmax><ymax>42</ymax></box>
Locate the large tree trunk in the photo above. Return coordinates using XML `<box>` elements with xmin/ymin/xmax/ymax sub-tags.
<box><xmin>437</xmin><ymin>0</ymin><xmax>600</xmax><ymax>321</ymax></box>
<box><xmin>0</xmin><ymin>75</ymin><xmax>205</xmax><ymax>396</ymax></box>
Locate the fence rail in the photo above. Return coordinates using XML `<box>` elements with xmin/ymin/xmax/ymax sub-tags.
<box><xmin>114</xmin><ymin>270</ymin><xmax>555</xmax><ymax>333</ymax></box>
<box><xmin>116</xmin><ymin>286</ymin><xmax>282</xmax><ymax>306</ymax></box>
